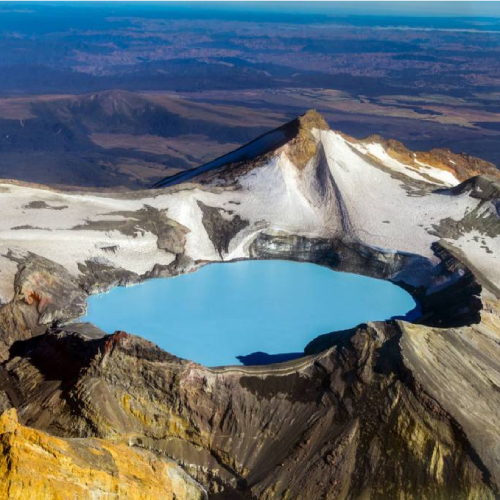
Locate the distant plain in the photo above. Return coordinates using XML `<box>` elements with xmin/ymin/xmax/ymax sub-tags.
<box><xmin>0</xmin><ymin>3</ymin><xmax>499</xmax><ymax>188</ymax></box>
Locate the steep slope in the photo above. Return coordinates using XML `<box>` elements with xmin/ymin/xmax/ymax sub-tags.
<box><xmin>361</xmin><ymin>135</ymin><xmax>500</xmax><ymax>183</ymax></box>
<box><xmin>152</xmin><ymin>109</ymin><xmax>330</xmax><ymax>188</ymax></box>
<box><xmin>0</xmin><ymin>409</ymin><xmax>205</xmax><ymax>499</ymax></box>
<box><xmin>0</xmin><ymin>111</ymin><xmax>499</xmax><ymax>497</ymax></box>
<box><xmin>154</xmin><ymin>109</ymin><xmax>499</xmax><ymax>189</ymax></box>
<box><xmin>0</xmin><ymin>324</ymin><xmax>496</xmax><ymax>499</ymax></box>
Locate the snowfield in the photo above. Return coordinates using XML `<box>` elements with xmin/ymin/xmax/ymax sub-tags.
<box><xmin>0</xmin><ymin>125</ymin><xmax>497</xmax><ymax>306</ymax></box>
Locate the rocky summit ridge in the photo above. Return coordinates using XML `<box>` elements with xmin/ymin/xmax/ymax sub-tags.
<box><xmin>0</xmin><ymin>111</ymin><xmax>499</xmax><ymax>498</ymax></box>
<box><xmin>151</xmin><ymin>109</ymin><xmax>330</xmax><ymax>188</ymax></box>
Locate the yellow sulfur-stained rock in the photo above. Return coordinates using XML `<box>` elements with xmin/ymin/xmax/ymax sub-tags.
<box><xmin>0</xmin><ymin>409</ymin><xmax>204</xmax><ymax>500</ymax></box>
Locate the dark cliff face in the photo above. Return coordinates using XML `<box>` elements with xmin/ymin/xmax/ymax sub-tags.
<box><xmin>0</xmin><ymin>323</ymin><xmax>496</xmax><ymax>499</ymax></box>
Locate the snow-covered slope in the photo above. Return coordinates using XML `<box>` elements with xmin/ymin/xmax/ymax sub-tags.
<box><xmin>0</xmin><ymin>110</ymin><xmax>498</xmax><ymax>305</ymax></box>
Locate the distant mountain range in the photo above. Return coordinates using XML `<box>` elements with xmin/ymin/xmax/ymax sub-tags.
<box><xmin>1</xmin><ymin>89</ymin><xmax>498</xmax><ymax>191</ymax></box>
<box><xmin>0</xmin><ymin>90</ymin><xmax>278</xmax><ymax>189</ymax></box>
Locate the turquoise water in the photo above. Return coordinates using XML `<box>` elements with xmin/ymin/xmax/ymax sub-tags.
<box><xmin>81</xmin><ymin>260</ymin><xmax>416</xmax><ymax>367</ymax></box>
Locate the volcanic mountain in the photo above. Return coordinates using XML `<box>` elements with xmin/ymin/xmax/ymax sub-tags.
<box><xmin>0</xmin><ymin>111</ymin><xmax>499</xmax><ymax>498</ymax></box>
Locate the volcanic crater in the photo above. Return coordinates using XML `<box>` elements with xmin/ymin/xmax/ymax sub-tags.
<box><xmin>0</xmin><ymin>111</ymin><xmax>499</xmax><ymax>498</ymax></box>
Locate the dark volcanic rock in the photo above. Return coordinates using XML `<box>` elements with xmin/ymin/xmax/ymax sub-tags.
<box><xmin>0</xmin><ymin>252</ymin><xmax>87</xmax><ymax>361</ymax></box>
<box><xmin>197</xmin><ymin>201</ymin><xmax>249</xmax><ymax>257</ymax></box>
<box><xmin>77</xmin><ymin>260</ymin><xmax>141</xmax><ymax>295</ymax></box>
<box><xmin>73</xmin><ymin>204</ymin><xmax>190</xmax><ymax>254</ymax></box>
<box><xmin>1</xmin><ymin>324</ymin><xmax>496</xmax><ymax>498</ymax></box>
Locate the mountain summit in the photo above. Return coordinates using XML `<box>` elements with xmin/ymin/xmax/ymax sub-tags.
<box><xmin>152</xmin><ymin>109</ymin><xmax>329</xmax><ymax>188</ymax></box>
<box><xmin>153</xmin><ymin>109</ymin><xmax>498</xmax><ymax>189</ymax></box>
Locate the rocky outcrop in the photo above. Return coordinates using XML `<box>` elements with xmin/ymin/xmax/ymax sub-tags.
<box><xmin>281</xmin><ymin>109</ymin><xmax>330</xmax><ymax>169</ymax></box>
<box><xmin>400</xmin><ymin>307</ymin><xmax>500</xmax><ymax>490</ymax></box>
<box><xmin>197</xmin><ymin>201</ymin><xmax>249</xmax><ymax>257</ymax></box>
<box><xmin>73</xmin><ymin>204</ymin><xmax>190</xmax><ymax>254</ymax></box>
<box><xmin>0</xmin><ymin>408</ymin><xmax>205</xmax><ymax>499</ymax></box>
<box><xmin>363</xmin><ymin>135</ymin><xmax>500</xmax><ymax>182</ymax></box>
<box><xmin>0</xmin><ymin>252</ymin><xmax>87</xmax><ymax>361</ymax></box>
